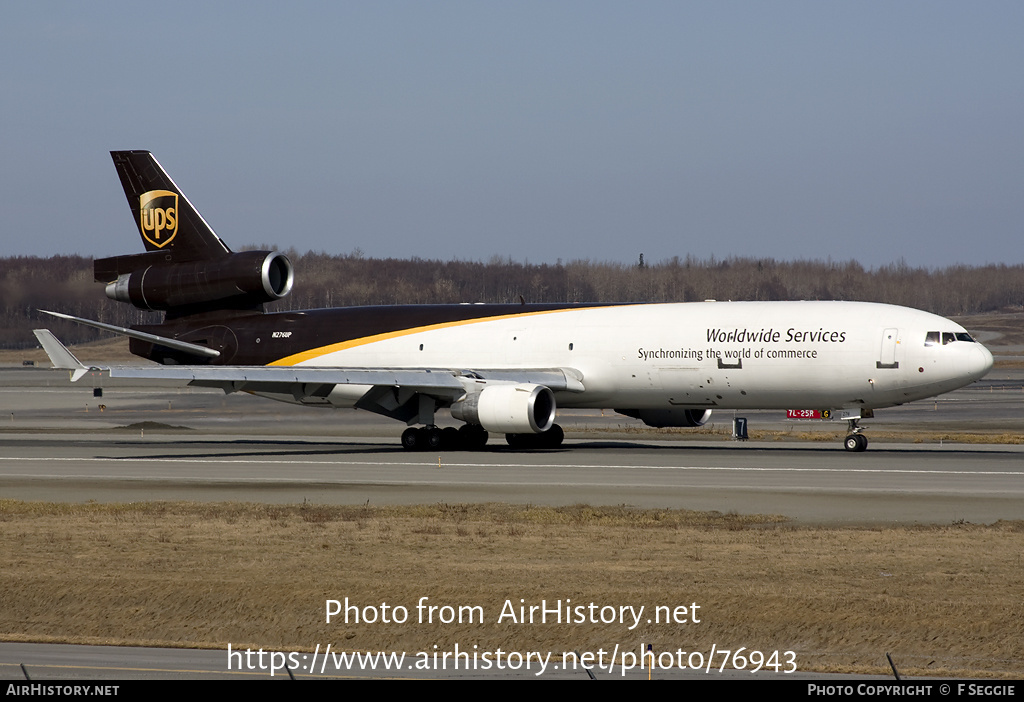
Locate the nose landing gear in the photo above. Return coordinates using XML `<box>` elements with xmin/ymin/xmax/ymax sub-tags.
<box><xmin>844</xmin><ymin>418</ymin><xmax>868</xmax><ymax>452</ymax></box>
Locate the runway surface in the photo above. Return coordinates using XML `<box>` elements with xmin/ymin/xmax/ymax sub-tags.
<box><xmin>1</xmin><ymin>367</ymin><xmax>1022</xmax><ymax>524</ymax></box>
<box><xmin>2</xmin><ymin>432</ymin><xmax>1023</xmax><ymax>524</ymax></box>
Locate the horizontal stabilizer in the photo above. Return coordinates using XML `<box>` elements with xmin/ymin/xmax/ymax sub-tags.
<box><xmin>39</xmin><ymin>310</ymin><xmax>221</xmax><ymax>359</ymax></box>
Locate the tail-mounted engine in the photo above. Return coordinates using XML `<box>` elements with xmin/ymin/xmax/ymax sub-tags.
<box><xmin>96</xmin><ymin>250</ymin><xmax>294</xmax><ymax>315</ymax></box>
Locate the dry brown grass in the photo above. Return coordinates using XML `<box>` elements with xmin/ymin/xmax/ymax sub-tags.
<box><xmin>1</xmin><ymin>336</ymin><xmax>136</xmax><ymax>365</ymax></box>
<box><xmin>993</xmin><ymin>360</ymin><xmax>1024</xmax><ymax>369</ymax></box>
<box><xmin>955</xmin><ymin>312</ymin><xmax>1024</xmax><ymax>347</ymax></box>
<box><xmin>575</xmin><ymin>424</ymin><xmax>1024</xmax><ymax>445</ymax></box>
<box><xmin>1</xmin><ymin>500</ymin><xmax>1021</xmax><ymax>678</ymax></box>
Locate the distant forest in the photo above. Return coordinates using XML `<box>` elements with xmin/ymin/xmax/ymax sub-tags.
<box><xmin>3</xmin><ymin>251</ymin><xmax>1023</xmax><ymax>349</ymax></box>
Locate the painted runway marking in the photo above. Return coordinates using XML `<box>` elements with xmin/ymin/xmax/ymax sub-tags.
<box><xmin>0</xmin><ymin>455</ymin><xmax>1021</xmax><ymax>476</ymax></box>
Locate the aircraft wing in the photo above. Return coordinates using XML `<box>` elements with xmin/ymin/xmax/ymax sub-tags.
<box><xmin>106</xmin><ymin>365</ymin><xmax>583</xmax><ymax>392</ymax></box>
<box><xmin>32</xmin><ymin>329</ymin><xmax>585</xmax><ymax>408</ymax></box>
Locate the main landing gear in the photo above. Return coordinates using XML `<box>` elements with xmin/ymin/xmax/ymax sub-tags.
<box><xmin>505</xmin><ymin>424</ymin><xmax>564</xmax><ymax>450</ymax></box>
<box><xmin>400</xmin><ymin>423</ymin><xmax>566</xmax><ymax>451</ymax></box>
<box><xmin>844</xmin><ymin>419</ymin><xmax>868</xmax><ymax>452</ymax></box>
<box><xmin>401</xmin><ymin>424</ymin><xmax>489</xmax><ymax>451</ymax></box>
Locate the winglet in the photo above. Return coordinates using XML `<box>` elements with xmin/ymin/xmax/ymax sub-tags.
<box><xmin>32</xmin><ymin>329</ymin><xmax>93</xmax><ymax>382</ymax></box>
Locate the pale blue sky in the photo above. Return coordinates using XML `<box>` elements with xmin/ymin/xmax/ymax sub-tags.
<box><xmin>2</xmin><ymin>1</ymin><xmax>1022</xmax><ymax>268</ymax></box>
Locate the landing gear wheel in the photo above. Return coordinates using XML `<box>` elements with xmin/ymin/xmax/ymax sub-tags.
<box><xmin>401</xmin><ymin>426</ymin><xmax>447</xmax><ymax>451</ymax></box>
<box><xmin>401</xmin><ymin>427</ymin><xmax>422</xmax><ymax>451</ymax></box>
<box><xmin>505</xmin><ymin>424</ymin><xmax>564</xmax><ymax>450</ymax></box>
<box><xmin>457</xmin><ymin>424</ymin><xmax>489</xmax><ymax>450</ymax></box>
<box><xmin>441</xmin><ymin>427</ymin><xmax>460</xmax><ymax>450</ymax></box>
<box><xmin>542</xmin><ymin>423</ymin><xmax>564</xmax><ymax>448</ymax></box>
<box><xmin>505</xmin><ymin>433</ymin><xmax>526</xmax><ymax>449</ymax></box>
<box><xmin>843</xmin><ymin>416</ymin><xmax>869</xmax><ymax>452</ymax></box>
<box><xmin>844</xmin><ymin>433</ymin><xmax>868</xmax><ymax>452</ymax></box>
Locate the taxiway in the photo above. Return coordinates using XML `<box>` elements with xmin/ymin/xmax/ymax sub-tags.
<box><xmin>1</xmin><ymin>367</ymin><xmax>1021</xmax><ymax>524</ymax></box>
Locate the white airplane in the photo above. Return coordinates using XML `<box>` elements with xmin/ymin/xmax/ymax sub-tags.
<box><xmin>34</xmin><ymin>151</ymin><xmax>994</xmax><ymax>452</ymax></box>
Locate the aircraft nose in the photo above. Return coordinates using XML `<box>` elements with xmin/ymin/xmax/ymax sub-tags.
<box><xmin>973</xmin><ymin>343</ymin><xmax>994</xmax><ymax>379</ymax></box>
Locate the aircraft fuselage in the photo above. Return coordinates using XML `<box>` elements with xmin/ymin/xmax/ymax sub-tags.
<box><xmin>136</xmin><ymin>299</ymin><xmax>992</xmax><ymax>413</ymax></box>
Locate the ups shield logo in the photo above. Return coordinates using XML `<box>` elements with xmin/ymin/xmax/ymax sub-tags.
<box><xmin>139</xmin><ymin>190</ymin><xmax>178</xmax><ymax>248</ymax></box>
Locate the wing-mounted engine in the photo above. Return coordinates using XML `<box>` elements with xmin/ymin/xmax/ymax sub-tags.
<box><xmin>96</xmin><ymin>250</ymin><xmax>294</xmax><ymax>316</ymax></box>
<box><xmin>451</xmin><ymin>383</ymin><xmax>556</xmax><ymax>434</ymax></box>
<box><xmin>616</xmin><ymin>408</ymin><xmax>712</xmax><ymax>428</ymax></box>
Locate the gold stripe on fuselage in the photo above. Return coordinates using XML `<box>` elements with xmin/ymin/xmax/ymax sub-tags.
<box><xmin>267</xmin><ymin>305</ymin><xmax>610</xmax><ymax>366</ymax></box>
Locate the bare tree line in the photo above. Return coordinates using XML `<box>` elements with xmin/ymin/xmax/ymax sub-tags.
<box><xmin>3</xmin><ymin>252</ymin><xmax>1023</xmax><ymax>349</ymax></box>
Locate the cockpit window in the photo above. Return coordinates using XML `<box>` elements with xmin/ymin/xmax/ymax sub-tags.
<box><xmin>926</xmin><ymin>330</ymin><xmax>975</xmax><ymax>346</ymax></box>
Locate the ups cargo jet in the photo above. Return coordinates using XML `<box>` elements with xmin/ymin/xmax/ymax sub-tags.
<box><xmin>34</xmin><ymin>151</ymin><xmax>993</xmax><ymax>452</ymax></box>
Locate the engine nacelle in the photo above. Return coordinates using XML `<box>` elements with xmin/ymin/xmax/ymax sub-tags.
<box><xmin>104</xmin><ymin>250</ymin><xmax>294</xmax><ymax>312</ymax></box>
<box><xmin>451</xmin><ymin>384</ymin><xmax>556</xmax><ymax>434</ymax></box>
<box><xmin>615</xmin><ymin>408</ymin><xmax>712</xmax><ymax>428</ymax></box>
